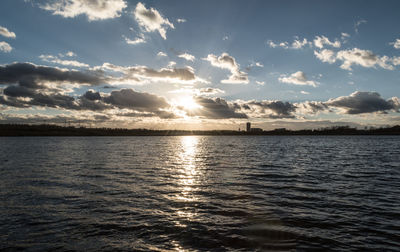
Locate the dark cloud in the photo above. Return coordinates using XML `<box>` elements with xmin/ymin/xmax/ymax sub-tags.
<box><xmin>299</xmin><ymin>101</ymin><xmax>329</xmax><ymax>114</ymax></box>
<box><xmin>3</xmin><ymin>85</ymin><xmax>36</xmax><ymax>97</ymax></box>
<box><xmin>0</xmin><ymin>85</ymin><xmax>173</xmax><ymax>118</ymax></box>
<box><xmin>189</xmin><ymin>97</ymin><xmax>248</xmax><ymax>119</ymax></box>
<box><xmin>0</xmin><ymin>62</ymin><xmax>105</xmax><ymax>89</ymax></box>
<box><xmin>103</xmin><ymin>88</ymin><xmax>169</xmax><ymax>112</ymax></box>
<box><xmin>83</xmin><ymin>90</ymin><xmax>101</xmax><ymax>101</ymax></box>
<box><xmin>247</xmin><ymin>100</ymin><xmax>297</xmax><ymax>118</ymax></box>
<box><xmin>326</xmin><ymin>91</ymin><xmax>399</xmax><ymax>114</ymax></box>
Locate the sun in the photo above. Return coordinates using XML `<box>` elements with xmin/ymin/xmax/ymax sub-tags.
<box><xmin>177</xmin><ymin>96</ymin><xmax>202</xmax><ymax>111</ymax></box>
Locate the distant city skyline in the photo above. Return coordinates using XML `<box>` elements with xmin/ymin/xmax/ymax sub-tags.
<box><xmin>1</xmin><ymin>0</ymin><xmax>400</xmax><ymax>130</ymax></box>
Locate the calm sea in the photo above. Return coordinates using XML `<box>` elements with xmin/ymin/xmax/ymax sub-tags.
<box><xmin>0</xmin><ymin>136</ymin><xmax>399</xmax><ymax>251</ymax></box>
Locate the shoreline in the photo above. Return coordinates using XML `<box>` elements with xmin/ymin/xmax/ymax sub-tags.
<box><xmin>1</xmin><ymin>124</ymin><xmax>400</xmax><ymax>136</ymax></box>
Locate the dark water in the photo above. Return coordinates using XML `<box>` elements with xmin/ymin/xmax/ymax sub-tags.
<box><xmin>0</xmin><ymin>136</ymin><xmax>399</xmax><ymax>251</ymax></box>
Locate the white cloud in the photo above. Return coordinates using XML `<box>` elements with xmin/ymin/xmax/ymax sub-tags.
<box><xmin>222</xmin><ymin>36</ymin><xmax>229</xmax><ymax>41</ymax></box>
<box><xmin>278</xmin><ymin>71</ymin><xmax>318</xmax><ymax>87</ymax></box>
<box><xmin>268</xmin><ymin>38</ymin><xmax>311</xmax><ymax>50</ymax></box>
<box><xmin>390</xmin><ymin>39</ymin><xmax>400</xmax><ymax>49</ymax></box>
<box><xmin>392</xmin><ymin>56</ymin><xmax>400</xmax><ymax>66</ymax></box>
<box><xmin>341</xmin><ymin>33</ymin><xmax>350</xmax><ymax>39</ymax></box>
<box><xmin>313</xmin><ymin>36</ymin><xmax>341</xmax><ymax>49</ymax></box>
<box><xmin>0</xmin><ymin>26</ymin><xmax>16</xmax><ymax>38</ymax></box>
<box><xmin>178</xmin><ymin>53</ymin><xmax>195</xmax><ymax>62</ymax></box>
<box><xmin>176</xmin><ymin>18</ymin><xmax>186</xmax><ymax>23</ymax></box>
<box><xmin>247</xmin><ymin>61</ymin><xmax>264</xmax><ymax>70</ymax></box>
<box><xmin>134</xmin><ymin>2</ymin><xmax>174</xmax><ymax>40</ymax></box>
<box><xmin>204</xmin><ymin>52</ymin><xmax>249</xmax><ymax>84</ymax></box>
<box><xmin>300</xmin><ymin>91</ymin><xmax>310</xmax><ymax>95</ymax></box>
<box><xmin>65</xmin><ymin>51</ymin><xmax>76</xmax><ymax>57</ymax></box>
<box><xmin>255</xmin><ymin>81</ymin><xmax>265</xmax><ymax>85</ymax></box>
<box><xmin>40</xmin><ymin>0</ymin><xmax>127</xmax><ymax>21</ymax></box>
<box><xmin>267</xmin><ymin>40</ymin><xmax>288</xmax><ymax>49</ymax></box>
<box><xmin>255</xmin><ymin>62</ymin><xmax>264</xmax><ymax>67</ymax></box>
<box><xmin>124</xmin><ymin>34</ymin><xmax>146</xmax><ymax>45</ymax></box>
<box><xmin>341</xmin><ymin>33</ymin><xmax>350</xmax><ymax>43</ymax></box>
<box><xmin>157</xmin><ymin>51</ymin><xmax>167</xmax><ymax>57</ymax></box>
<box><xmin>291</xmin><ymin>38</ymin><xmax>311</xmax><ymax>49</ymax></box>
<box><xmin>39</xmin><ymin>54</ymin><xmax>89</xmax><ymax>68</ymax></box>
<box><xmin>354</xmin><ymin>19</ymin><xmax>367</xmax><ymax>33</ymax></box>
<box><xmin>0</xmin><ymin>41</ymin><xmax>12</xmax><ymax>53</ymax></box>
<box><xmin>314</xmin><ymin>49</ymin><xmax>336</xmax><ymax>63</ymax></box>
<box><xmin>336</xmin><ymin>48</ymin><xmax>393</xmax><ymax>71</ymax></box>
<box><xmin>167</xmin><ymin>61</ymin><xmax>176</xmax><ymax>67</ymax></box>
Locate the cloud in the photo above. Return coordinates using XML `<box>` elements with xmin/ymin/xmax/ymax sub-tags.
<box><xmin>313</xmin><ymin>36</ymin><xmax>341</xmax><ymax>49</ymax></box>
<box><xmin>176</xmin><ymin>18</ymin><xmax>186</xmax><ymax>23</ymax></box>
<box><xmin>124</xmin><ymin>34</ymin><xmax>146</xmax><ymax>45</ymax></box>
<box><xmin>0</xmin><ymin>26</ymin><xmax>16</xmax><ymax>38</ymax></box>
<box><xmin>65</xmin><ymin>51</ymin><xmax>76</xmax><ymax>57</ymax></box>
<box><xmin>301</xmin><ymin>91</ymin><xmax>310</xmax><ymax>95</ymax></box>
<box><xmin>189</xmin><ymin>96</ymin><xmax>247</xmax><ymax>119</ymax></box>
<box><xmin>178</xmin><ymin>53</ymin><xmax>195</xmax><ymax>62</ymax></box>
<box><xmin>278</xmin><ymin>71</ymin><xmax>318</xmax><ymax>87</ymax></box>
<box><xmin>326</xmin><ymin>91</ymin><xmax>400</xmax><ymax>114</ymax></box>
<box><xmin>198</xmin><ymin>87</ymin><xmax>225</xmax><ymax>95</ymax></box>
<box><xmin>204</xmin><ymin>53</ymin><xmax>249</xmax><ymax>84</ymax></box>
<box><xmin>392</xmin><ymin>56</ymin><xmax>400</xmax><ymax>66</ymax></box>
<box><xmin>267</xmin><ymin>38</ymin><xmax>311</xmax><ymax>50</ymax></box>
<box><xmin>0</xmin><ymin>62</ymin><xmax>105</xmax><ymax>88</ymax></box>
<box><xmin>255</xmin><ymin>81</ymin><xmax>265</xmax><ymax>85</ymax></box>
<box><xmin>246</xmin><ymin>61</ymin><xmax>264</xmax><ymax>71</ymax></box>
<box><xmin>103</xmin><ymin>88</ymin><xmax>169</xmax><ymax>111</ymax></box>
<box><xmin>157</xmin><ymin>51</ymin><xmax>167</xmax><ymax>57</ymax></box>
<box><xmin>314</xmin><ymin>49</ymin><xmax>336</xmax><ymax>63</ymax></box>
<box><xmin>0</xmin><ymin>81</ymin><xmax>173</xmax><ymax>117</ymax></box>
<box><xmin>40</xmin><ymin>0</ymin><xmax>127</xmax><ymax>21</ymax></box>
<box><xmin>0</xmin><ymin>41</ymin><xmax>12</xmax><ymax>53</ymax></box>
<box><xmin>268</xmin><ymin>40</ymin><xmax>288</xmax><ymax>49</ymax></box>
<box><xmin>292</xmin><ymin>38</ymin><xmax>311</xmax><ymax>49</ymax></box>
<box><xmin>354</xmin><ymin>19</ymin><xmax>367</xmax><ymax>33</ymax></box>
<box><xmin>39</xmin><ymin>54</ymin><xmax>89</xmax><ymax>68</ymax></box>
<box><xmin>100</xmin><ymin>63</ymin><xmax>207</xmax><ymax>84</ymax></box>
<box><xmin>390</xmin><ymin>39</ymin><xmax>400</xmax><ymax>49</ymax></box>
<box><xmin>167</xmin><ymin>61</ymin><xmax>176</xmax><ymax>68</ymax></box>
<box><xmin>134</xmin><ymin>2</ymin><xmax>174</xmax><ymax>40</ymax></box>
<box><xmin>245</xmin><ymin>100</ymin><xmax>297</xmax><ymax>119</ymax></box>
<box><xmin>341</xmin><ymin>33</ymin><xmax>350</xmax><ymax>40</ymax></box>
<box><xmin>297</xmin><ymin>101</ymin><xmax>328</xmax><ymax>114</ymax></box>
<box><xmin>222</xmin><ymin>36</ymin><xmax>229</xmax><ymax>41</ymax></box>
<box><xmin>0</xmin><ymin>62</ymin><xmax>114</xmax><ymax>111</ymax></box>
<box><xmin>336</xmin><ymin>48</ymin><xmax>393</xmax><ymax>70</ymax></box>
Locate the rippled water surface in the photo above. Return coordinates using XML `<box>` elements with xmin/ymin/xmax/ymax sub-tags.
<box><xmin>0</xmin><ymin>136</ymin><xmax>399</xmax><ymax>251</ymax></box>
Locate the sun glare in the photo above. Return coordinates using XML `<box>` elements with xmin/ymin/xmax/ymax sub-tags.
<box><xmin>177</xmin><ymin>96</ymin><xmax>201</xmax><ymax>111</ymax></box>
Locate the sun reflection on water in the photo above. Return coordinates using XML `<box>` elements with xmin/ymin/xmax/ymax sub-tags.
<box><xmin>176</xmin><ymin>136</ymin><xmax>200</xmax><ymax>202</ymax></box>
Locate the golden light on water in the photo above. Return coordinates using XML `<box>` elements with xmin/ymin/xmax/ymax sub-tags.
<box><xmin>176</xmin><ymin>136</ymin><xmax>200</xmax><ymax>202</ymax></box>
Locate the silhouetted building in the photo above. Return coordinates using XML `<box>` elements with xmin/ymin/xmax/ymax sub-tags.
<box><xmin>251</xmin><ymin>128</ymin><xmax>263</xmax><ymax>132</ymax></box>
<box><xmin>246</xmin><ymin>122</ymin><xmax>251</xmax><ymax>132</ymax></box>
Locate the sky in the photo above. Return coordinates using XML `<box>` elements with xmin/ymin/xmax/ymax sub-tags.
<box><xmin>0</xmin><ymin>0</ymin><xmax>400</xmax><ymax>130</ymax></box>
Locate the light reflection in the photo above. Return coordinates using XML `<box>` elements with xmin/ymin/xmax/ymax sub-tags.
<box><xmin>176</xmin><ymin>136</ymin><xmax>200</xmax><ymax>202</ymax></box>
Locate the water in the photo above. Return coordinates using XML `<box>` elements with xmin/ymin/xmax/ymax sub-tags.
<box><xmin>0</xmin><ymin>136</ymin><xmax>399</xmax><ymax>251</ymax></box>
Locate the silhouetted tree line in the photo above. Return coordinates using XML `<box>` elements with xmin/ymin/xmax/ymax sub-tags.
<box><xmin>0</xmin><ymin>124</ymin><xmax>400</xmax><ymax>136</ymax></box>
